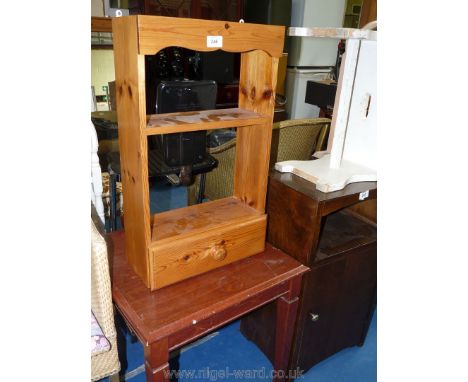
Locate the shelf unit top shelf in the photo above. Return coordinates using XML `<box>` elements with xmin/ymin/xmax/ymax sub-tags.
<box><xmin>151</xmin><ymin>197</ymin><xmax>264</xmax><ymax>243</ymax></box>
<box><xmin>145</xmin><ymin>107</ymin><xmax>270</xmax><ymax>135</ymax></box>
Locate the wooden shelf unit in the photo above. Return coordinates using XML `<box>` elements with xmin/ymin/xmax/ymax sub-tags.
<box><xmin>112</xmin><ymin>15</ymin><xmax>284</xmax><ymax>290</ymax></box>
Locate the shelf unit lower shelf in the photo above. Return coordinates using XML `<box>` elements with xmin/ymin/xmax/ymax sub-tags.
<box><xmin>149</xmin><ymin>197</ymin><xmax>267</xmax><ymax>289</ymax></box>
<box><xmin>145</xmin><ymin>108</ymin><xmax>269</xmax><ymax>135</ymax></box>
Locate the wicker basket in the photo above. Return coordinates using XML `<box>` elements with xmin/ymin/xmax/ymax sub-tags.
<box><xmin>91</xmin><ymin>219</ymin><xmax>120</xmax><ymax>381</ymax></box>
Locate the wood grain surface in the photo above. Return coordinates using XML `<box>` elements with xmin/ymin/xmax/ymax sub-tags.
<box><xmin>145</xmin><ymin>108</ymin><xmax>268</xmax><ymax>135</ymax></box>
<box><xmin>109</xmin><ymin>231</ymin><xmax>308</xmax><ymax>344</ymax></box>
<box><xmin>137</xmin><ymin>15</ymin><xmax>285</xmax><ymax>57</ymax></box>
<box><xmin>112</xmin><ymin>15</ymin><xmax>284</xmax><ymax>290</ymax></box>
<box><xmin>241</xmin><ymin>171</ymin><xmax>377</xmax><ymax>374</ymax></box>
<box><xmin>267</xmin><ymin>171</ymin><xmax>376</xmax><ymax>265</ymax></box>
<box><xmin>112</xmin><ymin>16</ymin><xmax>152</xmax><ymax>286</ymax></box>
<box><xmin>149</xmin><ymin>197</ymin><xmax>267</xmax><ymax>289</ymax></box>
<box><xmin>150</xmin><ymin>215</ymin><xmax>266</xmax><ymax>289</ymax></box>
<box><xmin>92</xmin><ymin>16</ymin><xmax>113</xmax><ymax>33</ymax></box>
<box><xmin>151</xmin><ymin>197</ymin><xmax>262</xmax><ymax>241</ymax></box>
<box><xmin>234</xmin><ymin>50</ymin><xmax>278</xmax><ymax>212</ymax></box>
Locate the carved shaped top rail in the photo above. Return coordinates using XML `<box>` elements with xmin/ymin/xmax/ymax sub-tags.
<box><xmin>134</xmin><ymin>15</ymin><xmax>285</xmax><ymax>57</ymax></box>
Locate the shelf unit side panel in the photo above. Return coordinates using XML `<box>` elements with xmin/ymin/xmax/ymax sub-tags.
<box><xmin>234</xmin><ymin>50</ymin><xmax>279</xmax><ymax>212</ymax></box>
<box><xmin>112</xmin><ymin>16</ymin><xmax>152</xmax><ymax>287</ymax></box>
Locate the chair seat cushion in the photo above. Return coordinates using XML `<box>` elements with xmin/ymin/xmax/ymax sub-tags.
<box><xmin>91</xmin><ymin>311</ymin><xmax>110</xmax><ymax>355</ymax></box>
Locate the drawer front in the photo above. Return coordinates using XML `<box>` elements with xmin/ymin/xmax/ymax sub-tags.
<box><xmin>150</xmin><ymin>215</ymin><xmax>266</xmax><ymax>290</ymax></box>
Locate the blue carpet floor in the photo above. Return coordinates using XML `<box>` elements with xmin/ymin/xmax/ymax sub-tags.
<box><xmin>102</xmin><ymin>180</ymin><xmax>377</xmax><ymax>381</ymax></box>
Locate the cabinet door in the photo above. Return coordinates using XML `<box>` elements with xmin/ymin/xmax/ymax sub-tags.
<box><xmin>198</xmin><ymin>0</ymin><xmax>244</xmax><ymax>20</ymax></box>
<box><xmin>331</xmin><ymin>243</ymin><xmax>377</xmax><ymax>348</ymax></box>
<box><xmin>141</xmin><ymin>0</ymin><xmax>193</xmax><ymax>17</ymax></box>
<box><xmin>297</xmin><ymin>258</ymin><xmax>347</xmax><ymax>368</ymax></box>
<box><xmin>297</xmin><ymin>244</ymin><xmax>376</xmax><ymax>369</ymax></box>
<box><xmin>138</xmin><ymin>0</ymin><xmax>244</xmax><ymax>20</ymax></box>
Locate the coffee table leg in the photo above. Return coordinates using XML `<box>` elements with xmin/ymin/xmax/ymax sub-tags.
<box><xmin>144</xmin><ymin>338</ymin><xmax>170</xmax><ymax>382</ymax></box>
<box><xmin>274</xmin><ymin>277</ymin><xmax>302</xmax><ymax>382</ymax></box>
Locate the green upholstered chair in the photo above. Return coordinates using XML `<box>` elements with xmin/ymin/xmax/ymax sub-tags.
<box><xmin>188</xmin><ymin>118</ymin><xmax>331</xmax><ymax>205</ymax></box>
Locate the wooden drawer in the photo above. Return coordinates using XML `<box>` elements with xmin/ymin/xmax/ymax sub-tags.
<box><xmin>149</xmin><ymin>214</ymin><xmax>266</xmax><ymax>289</ymax></box>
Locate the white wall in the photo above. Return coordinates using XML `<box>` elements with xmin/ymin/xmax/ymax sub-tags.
<box><xmin>91</xmin><ymin>0</ymin><xmax>104</xmax><ymax>16</ymax></box>
<box><xmin>289</xmin><ymin>0</ymin><xmax>347</xmax><ymax>67</ymax></box>
<box><xmin>91</xmin><ymin>49</ymin><xmax>115</xmax><ymax>97</ymax></box>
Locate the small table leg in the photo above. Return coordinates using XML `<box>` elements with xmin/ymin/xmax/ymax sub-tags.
<box><xmin>274</xmin><ymin>277</ymin><xmax>302</xmax><ymax>382</ymax></box>
<box><xmin>144</xmin><ymin>338</ymin><xmax>170</xmax><ymax>382</ymax></box>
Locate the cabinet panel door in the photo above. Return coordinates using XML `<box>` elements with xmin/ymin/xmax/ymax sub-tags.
<box><xmin>330</xmin><ymin>243</ymin><xmax>377</xmax><ymax>348</ymax></box>
<box><xmin>297</xmin><ymin>259</ymin><xmax>347</xmax><ymax>368</ymax></box>
<box><xmin>297</xmin><ymin>244</ymin><xmax>376</xmax><ymax>369</ymax></box>
<box><xmin>139</xmin><ymin>0</ymin><xmax>243</xmax><ymax>20</ymax></box>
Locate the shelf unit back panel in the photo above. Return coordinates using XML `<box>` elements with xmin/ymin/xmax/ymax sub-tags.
<box><xmin>112</xmin><ymin>15</ymin><xmax>284</xmax><ymax>290</ymax></box>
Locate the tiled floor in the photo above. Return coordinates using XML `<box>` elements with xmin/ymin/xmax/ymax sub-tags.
<box><xmin>102</xmin><ymin>180</ymin><xmax>377</xmax><ymax>381</ymax></box>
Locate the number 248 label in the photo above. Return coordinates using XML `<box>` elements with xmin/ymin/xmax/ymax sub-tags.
<box><xmin>207</xmin><ymin>36</ymin><xmax>223</xmax><ymax>48</ymax></box>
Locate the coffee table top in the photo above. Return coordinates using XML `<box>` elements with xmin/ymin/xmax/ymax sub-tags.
<box><xmin>108</xmin><ymin>231</ymin><xmax>308</xmax><ymax>344</ymax></box>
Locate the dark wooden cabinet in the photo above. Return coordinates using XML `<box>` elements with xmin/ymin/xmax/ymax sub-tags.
<box><xmin>128</xmin><ymin>0</ymin><xmax>244</xmax><ymax>21</ymax></box>
<box><xmin>240</xmin><ymin>171</ymin><xmax>377</xmax><ymax>373</ymax></box>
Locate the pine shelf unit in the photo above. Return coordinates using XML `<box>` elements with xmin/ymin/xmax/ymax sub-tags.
<box><xmin>112</xmin><ymin>15</ymin><xmax>284</xmax><ymax>290</ymax></box>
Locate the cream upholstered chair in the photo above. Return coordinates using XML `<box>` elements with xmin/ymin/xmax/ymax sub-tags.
<box><xmin>91</xmin><ymin>122</ymin><xmax>105</xmax><ymax>224</ymax></box>
<box><xmin>188</xmin><ymin>118</ymin><xmax>331</xmax><ymax>205</ymax></box>
<box><xmin>91</xmin><ymin>217</ymin><xmax>120</xmax><ymax>381</ymax></box>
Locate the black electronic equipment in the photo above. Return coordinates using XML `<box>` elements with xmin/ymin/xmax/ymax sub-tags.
<box><xmin>155</xmin><ymin>80</ymin><xmax>217</xmax><ymax>168</ymax></box>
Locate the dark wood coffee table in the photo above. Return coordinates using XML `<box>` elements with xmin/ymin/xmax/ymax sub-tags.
<box><xmin>108</xmin><ymin>231</ymin><xmax>308</xmax><ymax>382</ymax></box>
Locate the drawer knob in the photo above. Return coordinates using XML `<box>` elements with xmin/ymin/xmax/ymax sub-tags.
<box><xmin>209</xmin><ymin>244</ymin><xmax>227</xmax><ymax>261</ymax></box>
<box><xmin>309</xmin><ymin>313</ymin><xmax>320</xmax><ymax>322</ymax></box>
